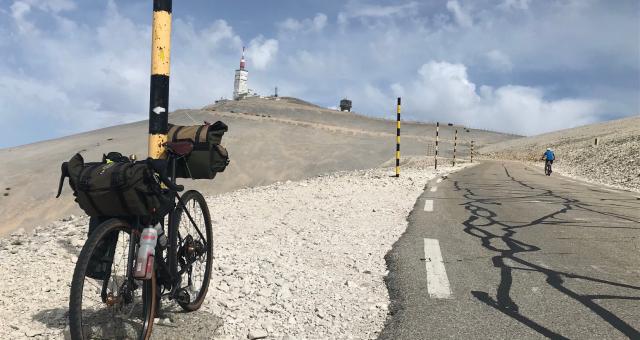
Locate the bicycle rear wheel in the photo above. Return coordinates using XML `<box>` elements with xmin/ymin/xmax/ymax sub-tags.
<box><xmin>171</xmin><ymin>190</ymin><xmax>213</xmax><ymax>311</ymax></box>
<box><xmin>69</xmin><ymin>218</ymin><xmax>156</xmax><ymax>340</ymax></box>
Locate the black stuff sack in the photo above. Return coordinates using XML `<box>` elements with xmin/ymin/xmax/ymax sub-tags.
<box><xmin>167</xmin><ymin>121</ymin><xmax>230</xmax><ymax>179</ymax></box>
<box><xmin>57</xmin><ymin>153</ymin><xmax>173</xmax><ymax>219</ymax></box>
<box><xmin>85</xmin><ymin>216</ymin><xmax>118</xmax><ymax>280</ymax></box>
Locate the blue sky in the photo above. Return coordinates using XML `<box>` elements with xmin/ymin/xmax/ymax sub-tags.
<box><xmin>0</xmin><ymin>0</ymin><xmax>638</xmax><ymax>147</ymax></box>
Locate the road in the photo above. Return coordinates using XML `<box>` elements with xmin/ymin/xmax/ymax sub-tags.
<box><xmin>379</xmin><ymin>161</ymin><xmax>640</xmax><ymax>339</ymax></box>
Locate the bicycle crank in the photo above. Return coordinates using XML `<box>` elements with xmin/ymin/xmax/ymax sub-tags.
<box><xmin>105</xmin><ymin>292</ymin><xmax>122</xmax><ymax>307</ymax></box>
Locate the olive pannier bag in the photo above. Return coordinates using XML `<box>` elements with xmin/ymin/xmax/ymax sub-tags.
<box><xmin>167</xmin><ymin>121</ymin><xmax>230</xmax><ymax>179</ymax></box>
<box><xmin>57</xmin><ymin>153</ymin><xmax>173</xmax><ymax>219</ymax></box>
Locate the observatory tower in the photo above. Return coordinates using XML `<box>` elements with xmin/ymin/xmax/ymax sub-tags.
<box><xmin>233</xmin><ymin>47</ymin><xmax>249</xmax><ymax>100</ymax></box>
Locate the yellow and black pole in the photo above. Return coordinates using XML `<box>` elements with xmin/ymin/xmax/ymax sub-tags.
<box><xmin>470</xmin><ymin>140</ymin><xmax>474</xmax><ymax>163</ymax></box>
<box><xmin>434</xmin><ymin>122</ymin><xmax>439</xmax><ymax>170</ymax></box>
<box><xmin>395</xmin><ymin>97</ymin><xmax>401</xmax><ymax>177</ymax></box>
<box><xmin>148</xmin><ymin>0</ymin><xmax>172</xmax><ymax>159</ymax></box>
<box><xmin>453</xmin><ymin>128</ymin><xmax>458</xmax><ymax>166</ymax></box>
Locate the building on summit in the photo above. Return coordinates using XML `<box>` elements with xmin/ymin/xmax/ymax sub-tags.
<box><xmin>233</xmin><ymin>47</ymin><xmax>249</xmax><ymax>100</ymax></box>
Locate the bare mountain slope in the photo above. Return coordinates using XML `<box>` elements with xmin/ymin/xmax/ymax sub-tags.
<box><xmin>480</xmin><ymin>116</ymin><xmax>640</xmax><ymax>191</ymax></box>
<box><xmin>0</xmin><ymin>97</ymin><xmax>517</xmax><ymax>235</ymax></box>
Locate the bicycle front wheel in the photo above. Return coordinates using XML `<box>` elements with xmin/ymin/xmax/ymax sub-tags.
<box><xmin>171</xmin><ymin>190</ymin><xmax>213</xmax><ymax>311</ymax></box>
<box><xmin>69</xmin><ymin>218</ymin><xmax>156</xmax><ymax>340</ymax></box>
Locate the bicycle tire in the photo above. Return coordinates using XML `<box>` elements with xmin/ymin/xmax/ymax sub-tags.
<box><xmin>69</xmin><ymin>218</ymin><xmax>156</xmax><ymax>340</ymax></box>
<box><xmin>171</xmin><ymin>190</ymin><xmax>213</xmax><ymax>311</ymax></box>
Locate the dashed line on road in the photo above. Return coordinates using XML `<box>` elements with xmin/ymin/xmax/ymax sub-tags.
<box><xmin>430</xmin><ymin>186</ymin><xmax>438</xmax><ymax>192</ymax></box>
<box><xmin>424</xmin><ymin>200</ymin><xmax>434</xmax><ymax>212</ymax></box>
<box><xmin>423</xmin><ymin>238</ymin><xmax>452</xmax><ymax>299</ymax></box>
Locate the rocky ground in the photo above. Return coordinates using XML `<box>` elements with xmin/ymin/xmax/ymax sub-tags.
<box><xmin>0</xmin><ymin>160</ymin><xmax>466</xmax><ymax>339</ymax></box>
<box><xmin>479</xmin><ymin>116</ymin><xmax>640</xmax><ymax>192</ymax></box>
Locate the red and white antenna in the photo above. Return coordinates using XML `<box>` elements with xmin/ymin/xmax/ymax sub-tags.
<box><xmin>239</xmin><ymin>46</ymin><xmax>246</xmax><ymax>70</ymax></box>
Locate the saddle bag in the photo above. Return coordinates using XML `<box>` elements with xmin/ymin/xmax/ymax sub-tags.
<box><xmin>57</xmin><ymin>153</ymin><xmax>173</xmax><ymax>219</ymax></box>
<box><xmin>168</xmin><ymin>121</ymin><xmax>230</xmax><ymax>179</ymax></box>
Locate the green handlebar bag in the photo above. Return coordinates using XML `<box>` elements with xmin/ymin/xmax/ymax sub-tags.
<box><xmin>167</xmin><ymin>121</ymin><xmax>230</xmax><ymax>179</ymax></box>
<box><xmin>58</xmin><ymin>153</ymin><xmax>173</xmax><ymax>219</ymax></box>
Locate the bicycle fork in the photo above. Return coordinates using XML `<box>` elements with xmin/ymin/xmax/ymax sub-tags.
<box><xmin>101</xmin><ymin>231</ymin><xmax>139</xmax><ymax>305</ymax></box>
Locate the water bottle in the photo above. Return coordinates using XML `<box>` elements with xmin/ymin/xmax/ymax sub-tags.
<box><xmin>134</xmin><ymin>227</ymin><xmax>157</xmax><ymax>280</ymax></box>
<box><xmin>154</xmin><ymin>223</ymin><xmax>167</xmax><ymax>249</ymax></box>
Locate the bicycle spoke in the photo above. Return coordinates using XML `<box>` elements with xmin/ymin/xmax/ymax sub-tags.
<box><xmin>71</xmin><ymin>220</ymin><xmax>154</xmax><ymax>340</ymax></box>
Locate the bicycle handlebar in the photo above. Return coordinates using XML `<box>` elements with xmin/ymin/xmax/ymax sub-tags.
<box><xmin>146</xmin><ymin>158</ymin><xmax>184</xmax><ymax>192</ymax></box>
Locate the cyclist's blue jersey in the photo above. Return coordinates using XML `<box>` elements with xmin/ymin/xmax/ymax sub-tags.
<box><xmin>544</xmin><ymin>150</ymin><xmax>555</xmax><ymax>161</ymax></box>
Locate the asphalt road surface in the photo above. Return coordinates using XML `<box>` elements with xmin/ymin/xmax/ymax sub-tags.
<box><xmin>380</xmin><ymin>161</ymin><xmax>640</xmax><ymax>340</ymax></box>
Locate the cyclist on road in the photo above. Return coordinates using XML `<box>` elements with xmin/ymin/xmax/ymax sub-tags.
<box><xmin>542</xmin><ymin>148</ymin><xmax>555</xmax><ymax>175</ymax></box>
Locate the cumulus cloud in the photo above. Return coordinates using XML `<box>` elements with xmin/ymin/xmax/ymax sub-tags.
<box><xmin>485</xmin><ymin>49</ymin><xmax>513</xmax><ymax>72</ymax></box>
<box><xmin>246</xmin><ymin>36</ymin><xmax>279</xmax><ymax>70</ymax></box>
<box><xmin>0</xmin><ymin>0</ymin><xmax>637</xmax><ymax>147</ymax></box>
<box><xmin>392</xmin><ymin>61</ymin><xmax>601</xmax><ymax>135</ymax></box>
<box><xmin>341</xmin><ymin>1</ymin><xmax>418</xmax><ymax>19</ymax></box>
<box><xmin>278</xmin><ymin>13</ymin><xmax>328</xmax><ymax>33</ymax></box>
<box><xmin>10</xmin><ymin>1</ymin><xmax>36</xmax><ymax>34</ymax></box>
<box><xmin>446</xmin><ymin>0</ymin><xmax>473</xmax><ymax>28</ymax></box>
<box><xmin>499</xmin><ymin>0</ymin><xmax>531</xmax><ymax>11</ymax></box>
<box><xmin>0</xmin><ymin>0</ymin><xmax>273</xmax><ymax>147</ymax></box>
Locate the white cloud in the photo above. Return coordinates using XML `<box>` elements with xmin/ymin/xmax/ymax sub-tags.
<box><xmin>10</xmin><ymin>1</ymin><xmax>36</xmax><ymax>35</ymax></box>
<box><xmin>340</xmin><ymin>1</ymin><xmax>419</xmax><ymax>19</ymax></box>
<box><xmin>485</xmin><ymin>49</ymin><xmax>513</xmax><ymax>72</ymax></box>
<box><xmin>29</xmin><ymin>0</ymin><xmax>75</xmax><ymax>13</ymax></box>
<box><xmin>446</xmin><ymin>0</ymin><xmax>473</xmax><ymax>28</ymax></box>
<box><xmin>392</xmin><ymin>61</ymin><xmax>601</xmax><ymax>135</ymax></box>
<box><xmin>499</xmin><ymin>0</ymin><xmax>531</xmax><ymax>11</ymax></box>
<box><xmin>9</xmin><ymin>0</ymin><xmax>77</xmax><ymax>35</ymax></box>
<box><xmin>312</xmin><ymin>13</ymin><xmax>328</xmax><ymax>31</ymax></box>
<box><xmin>278</xmin><ymin>13</ymin><xmax>328</xmax><ymax>33</ymax></box>
<box><xmin>0</xmin><ymin>0</ymin><xmax>276</xmax><ymax>146</ymax></box>
<box><xmin>246</xmin><ymin>36</ymin><xmax>279</xmax><ymax>70</ymax></box>
<box><xmin>1</xmin><ymin>0</ymin><xmax>637</xmax><ymax>147</ymax></box>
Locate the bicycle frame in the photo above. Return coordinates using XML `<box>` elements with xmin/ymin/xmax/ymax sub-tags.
<box><xmin>149</xmin><ymin>154</ymin><xmax>210</xmax><ymax>300</ymax></box>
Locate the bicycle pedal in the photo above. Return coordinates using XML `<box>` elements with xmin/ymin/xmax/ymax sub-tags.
<box><xmin>175</xmin><ymin>288</ymin><xmax>191</xmax><ymax>304</ymax></box>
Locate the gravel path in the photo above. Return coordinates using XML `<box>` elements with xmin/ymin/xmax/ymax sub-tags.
<box><xmin>0</xmin><ymin>161</ymin><xmax>466</xmax><ymax>339</ymax></box>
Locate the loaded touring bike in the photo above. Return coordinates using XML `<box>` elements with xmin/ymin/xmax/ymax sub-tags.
<box><xmin>56</xmin><ymin>2</ymin><xmax>231</xmax><ymax>338</ymax></box>
<box><xmin>58</xmin><ymin>122</ymin><xmax>229</xmax><ymax>339</ymax></box>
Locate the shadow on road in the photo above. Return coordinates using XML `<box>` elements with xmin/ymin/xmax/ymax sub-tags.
<box><xmin>459</xmin><ymin>165</ymin><xmax>640</xmax><ymax>339</ymax></box>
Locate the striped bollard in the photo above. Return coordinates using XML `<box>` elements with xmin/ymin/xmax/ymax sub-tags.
<box><xmin>471</xmin><ymin>140</ymin><xmax>474</xmax><ymax>163</ymax></box>
<box><xmin>435</xmin><ymin>122</ymin><xmax>439</xmax><ymax>170</ymax></box>
<box><xmin>453</xmin><ymin>129</ymin><xmax>457</xmax><ymax>166</ymax></box>
<box><xmin>148</xmin><ymin>0</ymin><xmax>173</xmax><ymax>160</ymax></box>
<box><xmin>395</xmin><ymin>97</ymin><xmax>401</xmax><ymax>177</ymax></box>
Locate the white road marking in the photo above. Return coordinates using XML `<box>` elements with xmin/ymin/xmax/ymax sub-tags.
<box><xmin>430</xmin><ymin>186</ymin><xmax>438</xmax><ymax>192</ymax></box>
<box><xmin>423</xmin><ymin>238</ymin><xmax>452</xmax><ymax>299</ymax></box>
<box><xmin>436</xmin><ymin>178</ymin><xmax>443</xmax><ymax>183</ymax></box>
<box><xmin>424</xmin><ymin>200</ymin><xmax>434</xmax><ymax>212</ymax></box>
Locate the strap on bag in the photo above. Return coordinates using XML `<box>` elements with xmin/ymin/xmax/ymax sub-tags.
<box><xmin>172</xmin><ymin>126</ymin><xmax>185</xmax><ymax>142</ymax></box>
<box><xmin>195</xmin><ymin>125</ymin><xmax>206</xmax><ymax>144</ymax></box>
<box><xmin>77</xmin><ymin>165</ymin><xmax>105</xmax><ymax>216</ymax></box>
<box><xmin>56</xmin><ymin>162</ymin><xmax>69</xmax><ymax>198</ymax></box>
<box><xmin>110</xmin><ymin>163</ymin><xmax>133</xmax><ymax>216</ymax></box>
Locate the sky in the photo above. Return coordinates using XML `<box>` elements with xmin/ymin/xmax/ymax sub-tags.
<box><xmin>0</xmin><ymin>0</ymin><xmax>638</xmax><ymax>147</ymax></box>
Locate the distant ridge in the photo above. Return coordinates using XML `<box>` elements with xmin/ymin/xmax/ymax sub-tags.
<box><xmin>0</xmin><ymin>96</ymin><xmax>518</xmax><ymax>235</ymax></box>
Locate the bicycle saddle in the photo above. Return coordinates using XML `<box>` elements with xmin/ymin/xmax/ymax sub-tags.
<box><xmin>165</xmin><ymin>141</ymin><xmax>193</xmax><ymax>156</ymax></box>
